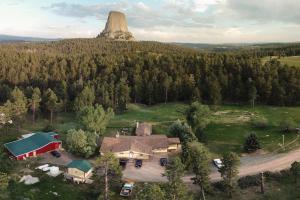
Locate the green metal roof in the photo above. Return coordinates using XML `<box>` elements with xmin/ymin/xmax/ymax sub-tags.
<box><xmin>4</xmin><ymin>132</ymin><xmax>60</xmax><ymax>157</ymax></box>
<box><xmin>67</xmin><ymin>160</ymin><xmax>92</xmax><ymax>173</ymax></box>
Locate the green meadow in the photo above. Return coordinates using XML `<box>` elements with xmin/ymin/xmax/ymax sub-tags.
<box><xmin>262</xmin><ymin>56</ymin><xmax>300</xmax><ymax>67</ymax></box>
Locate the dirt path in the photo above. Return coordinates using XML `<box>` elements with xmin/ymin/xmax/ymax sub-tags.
<box><xmin>184</xmin><ymin>148</ymin><xmax>300</xmax><ymax>183</ymax></box>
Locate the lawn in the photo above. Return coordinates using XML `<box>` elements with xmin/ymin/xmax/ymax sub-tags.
<box><xmin>206</xmin><ymin>105</ymin><xmax>300</xmax><ymax>155</ymax></box>
<box><xmin>8</xmin><ymin>173</ymin><xmax>99</xmax><ymax>200</ymax></box>
<box><xmin>2</xmin><ymin>102</ymin><xmax>300</xmax><ymax>156</ymax></box>
<box><xmin>107</xmin><ymin>103</ymin><xmax>300</xmax><ymax>155</ymax></box>
<box><xmin>262</xmin><ymin>56</ymin><xmax>300</xmax><ymax>67</ymax></box>
<box><xmin>106</xmin><ymin>103</ymin><xmax>188</xmax><ymax>136</ymax></box>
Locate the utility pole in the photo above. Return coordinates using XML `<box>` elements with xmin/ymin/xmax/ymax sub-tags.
<box><xmin>282</xmin><ymin>134</ymin><xmax>285</xmax><ymax>150</ymax></box>
<box><xmin>260</xmin><ymin>172</ymin><xmax>265</xmax><ymax>194</ymax></box>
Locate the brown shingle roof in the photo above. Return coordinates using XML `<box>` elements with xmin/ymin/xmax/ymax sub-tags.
<box><xmin>168</xmin><ymin>138</ymin><xmax>181</xmax><ymax>144</ymax></box>
<box><xmin>100</xmin><ymin>135</ymin><xmax>179</xmax><ymax>155</ymax></box>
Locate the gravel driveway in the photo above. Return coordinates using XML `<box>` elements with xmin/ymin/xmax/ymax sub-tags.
<box><xmin>123</xmin><ymin>154</ymin><xmax>168</xmax><ymax>182</ymax></box>
<box><xmin>38</xmin><ymin>149</ymin><xmax>76</xmax><ymax>166</ymax></box>
<box><xmin>123</xmin><ymin>148</ymin><xmax>300</xmax><ymax>183</ymax></box>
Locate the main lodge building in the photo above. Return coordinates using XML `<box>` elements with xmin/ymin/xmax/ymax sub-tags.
<box><xmin>100</xmin><ymin>122</ymin><xmax>181</xmax><ymax>160</ymax></box>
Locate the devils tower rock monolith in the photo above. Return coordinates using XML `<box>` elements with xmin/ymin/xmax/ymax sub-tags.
<box><xmin>98</xmin><ymin>11</ymin><xmax>135</xmax><ymax>41</ymax></box>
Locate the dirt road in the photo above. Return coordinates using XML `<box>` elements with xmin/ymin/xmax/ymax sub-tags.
<box><xmin>184</xmin><ymin>148</ymin><xmax>300</xmax><ymax>183</ymax></box>
<box><xmin>124</xmin><ymin>148</ymin><xmax>300</xmax><ymax>183</ymax></box>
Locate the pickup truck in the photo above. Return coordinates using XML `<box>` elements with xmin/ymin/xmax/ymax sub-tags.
<box><xmin>120</xmin><ymin>183</ymin><xmax>134</xmax><ymax>197</ymax></box>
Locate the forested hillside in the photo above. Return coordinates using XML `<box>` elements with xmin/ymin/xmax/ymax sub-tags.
<box><xmin>0</xmin><ymin>39</ymin><xmax>300</xmax><ymax>113</ymax></box>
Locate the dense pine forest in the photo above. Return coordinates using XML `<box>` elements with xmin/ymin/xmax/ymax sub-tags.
<box><xmin>0</xmin><ymin>39</ymin><xmax>300</xmax><ymax>114</ymax></box>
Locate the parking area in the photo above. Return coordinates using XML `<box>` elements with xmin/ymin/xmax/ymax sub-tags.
<box><xmin>122</xmin><ymin>154</ymin><xmax>168</xmax><ymax>182</ymax></box>
<box><xmin>38</xmin><ymin>150</ymin><xmax>76</xmax><ymax>166</ymax></box>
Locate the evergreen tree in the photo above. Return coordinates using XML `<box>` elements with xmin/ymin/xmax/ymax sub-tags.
<box><xmin>6</xmin><ymin>87</ymin><xmax>27</xmax><ymax>131</ymax></box>
<box><xmin>244</xmin><ymin>133</ymin><xmax>261</xmax><ymax>153</ymax></box>
<box><xmin>169</xmin><ymin>120</ymin><xmax>197</xmax><ymax>165</ymax></box>
<box><xmin>66</xmin><ymin>129</ymin><xmax>97</xmax><ymax>158</ymax></box>
<box><xmin>74</xmin><ymin>86</ymin><xmax>95</xmax><ymax>111</ymax></box>
<box><xmin>96</xmin><ymin>152</ymin><xmax>122</xmax><ymax>200</ymax></box>
<box><xmin>248</xmin><ymin>79</ymin><xmax>257</xmax><ymax>108</ymax></box>
<box><xmin>78</xmin><ymin>104</ymin><xmax>114</xmax><ymax>135</ymax></box>
<box><xmin>134</xmin><ymin>183</ymin><xmax>166</xmax><ymax>200</ymax></box>
<box><xmin>44</xmin><ymin>88</ymin><xmax>60</xmax><ymax>125</ymax></box>
<box><xmin>29</xmin><ymin>87</ymin><xmax>41</xmax><ymax>123</ymax></box>
<box><xmin>220</xmin><ymin>152</ymin><xmax>240</xmax><ymax>197</ymax></box>
<box><xmin>188</xmin><ymin>142</ymin><xmax>211</xmax><ymax>200</ymax></box>
<box><xmin>0</xmin><ymin>172</ymin><xmax>9</xmax><ymax>191</ymax></box>
<box><xmin>291</xmin><ymin>161</ymin><xmax>300</xmax><ymax>183</ymax></box>
<box><xmin>186</xmin><ymin>101</ymin><xmax>210</xmax><ymax>131</ymax></box>
<box><xmin>116</xmin><ymin>78</ymin><xmax>130</xmax><ymax>112</ymax></box>
<box><xmin>162</xmin><ymin>74</ymin><xmax>172</xmax><ymax>104</ymax></box>
<box><xmin>165</xmin><ymin>157</ymin><xmax>192</xmax><ymax>200</ymax></box>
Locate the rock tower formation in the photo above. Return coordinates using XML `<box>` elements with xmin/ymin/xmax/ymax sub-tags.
<box><xmin>98</xmin><ymin>11</ymin><xmax>135</xmax><ymax>41</ymax></box>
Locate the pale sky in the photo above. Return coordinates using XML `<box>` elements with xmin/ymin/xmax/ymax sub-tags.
<box><xmin>0</xmin><ymin>0</ymin><xmax>299</xmax><ymax>43</ymax></box>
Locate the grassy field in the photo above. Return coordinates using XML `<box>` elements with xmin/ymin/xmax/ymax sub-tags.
<box><xmin>206</xmin><ymin>105</ymin><xmax>300</xmax><ymax>155</ymax></box>
<box><xmin>2</xmin><ymin>102</ymin><xmax>300</xmax><ymax>156</ymax></box>
<box><xmin>107</xmin><ymin>103</ymin><xmax>187</xmax><ymax>136</ymax></box>
<box><xmin>262</xmin><ymin>56</ymin><xmax>300</xmax><ymax>67</ymax></box>
<box><xmin>107</xmin><ymin>103</ymin><xmax>300</xmax><ymax>155</ymax></box>
<box><xmin>8</xmin><ymin>172</ymin><xmax>98</xmax><ymax>200</ymax></box>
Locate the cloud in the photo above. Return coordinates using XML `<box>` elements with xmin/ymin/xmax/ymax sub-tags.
<box><xmin>44</xmin><ymin>1</ymin><xmax>217</xmax><ymax>28</ymax></box>
<box><xmin>165</xmin><ymin>0</ymin><xmax>224</xmax><ymax>14</ymax></box>
<box><xmin>220</xmin><ymin>0</ymin><xmax>300</xmax><ymax>25</ymax></box>
<box><xmin>41</xmin><ymin>0</ymin><xmax>300</xmax><ymax>42</ymax></box>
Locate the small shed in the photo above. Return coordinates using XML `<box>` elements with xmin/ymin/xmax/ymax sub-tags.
<box><xmin>66</xmin><ymin>160</ymin><xmax>93</xmax><ymax>183</ymax></box>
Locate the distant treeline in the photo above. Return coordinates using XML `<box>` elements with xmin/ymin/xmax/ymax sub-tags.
<box><xmin>0</xmin><ymin>39</ymin><xmax>300</xmax><ymax>113</ymax></box>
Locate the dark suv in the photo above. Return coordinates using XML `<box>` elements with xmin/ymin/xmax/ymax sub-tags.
<box><xmin>160</xmin><ymin>158</ymin><xmax>168</xmax><ymax>166</ymax></box>
<box><xmin>135</xmin><ymin>159</ymin><xmax>142</xmax><ymax>168</ymax></box>
<box><xmin>50</xmin><ymin>150</ymin><xmax>61</xmax><ymax>158</ymax></box>
<box><xmin>119</xmin><ymin>159</ymin><xmax>128</xmax><ymax>169</ymax></box>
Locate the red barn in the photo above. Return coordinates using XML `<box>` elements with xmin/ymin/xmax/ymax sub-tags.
<box><xmin>4</xmin><ymin>132</ymin><xmax>62</xmax><ymax>160</ymax></box>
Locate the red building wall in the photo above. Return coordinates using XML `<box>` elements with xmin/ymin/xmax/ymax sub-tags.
<box><xmin>16</xmin><ymin>141</ymin><xmax>61</xmax><ymax>160</ymax></box>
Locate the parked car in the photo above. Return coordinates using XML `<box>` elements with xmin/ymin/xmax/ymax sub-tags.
<box><xmin>120</xmin><ymin>182</ymin><xmax>134</xmax><ymax>197</ymax></box>
<box><xmin>160</xmin><ymin>158</ymin><xmax>168</xmax><ymax>166</ymax></box>
<box><xmin>119</xmin><ymin>159</ymin><xmax>128</xmax><ymax>169</ymax></box>
<box><xmin>50</xmin><ymin>150</ymin><xmax>61</xmax><ymax>158</ymax></box>
<box><xmin>213</xmin><ymin>158</ymin><xmax>223</xmax><ymax>169</ymax></box>
<box><xmin>135</xmin><ymin>159</ymin><xmax>142</xmax><ymax>168</ymax></box>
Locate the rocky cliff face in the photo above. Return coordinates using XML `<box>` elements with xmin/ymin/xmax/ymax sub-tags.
<box><xmin>98</xmin><ymin>11</ymin><xmax>135</xmax><ymax>41</ymax></box>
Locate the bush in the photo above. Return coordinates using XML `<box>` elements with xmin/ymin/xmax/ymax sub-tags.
<box><xmin>238</xmin><ymin>174</ymin><xmax>260</xmax><ymax>189</ymax></box>
<box><xmin>279</xmin><ymin>117</ymin><xmax>297</xmax><ymax>133</ymax></box>
<box><xmin>212</xmin><ymin>181</ymin><xmax>226</xmax><ymax>192</ymax></box>
<box><xmin>244</xmin><ymin>133</ymin><xmax>261</xmax><ymax>153</ymax></box>
<box><xmin>43</xmin><ymin>124</ymin><xmax>56</xmax><ymax>132</ymax></box>
<box><xmin>264</xmin><ymin>170</ymin><xmax>291</xmax><ymax>180</ymax></box>
<box><xmin>250</xmin><ymin>117</ymin><xmax>269</xmax><ymax>129</ymax></box>
<box><xmin>66</xmin><ymin>129</ymin><xmax>98</xmax><ymax>158</ymax></box>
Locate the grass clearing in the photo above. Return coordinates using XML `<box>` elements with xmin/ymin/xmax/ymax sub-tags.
<box><xmin>8</xmin><ymin>172</ymin><xmax>98</xmax><ymax>200</ymax></box>
<box><xmin>206</xmin><ymin>105</ymin><xmax>300</xmax><ymax>155</ymax></box>
<box><xmin>107</xmin><ymin>103</ymin><xmax>188</xmax><ymax>136</ymax></box>
<box><xmin>2</xmin><ymin>102</ymin><xmax>300</xmax><ymax>156</ymax></box>
<box><xmin>262</xmin><ymin>56</ymin><xmax>300</xmax><ymax>67</ymax></box>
